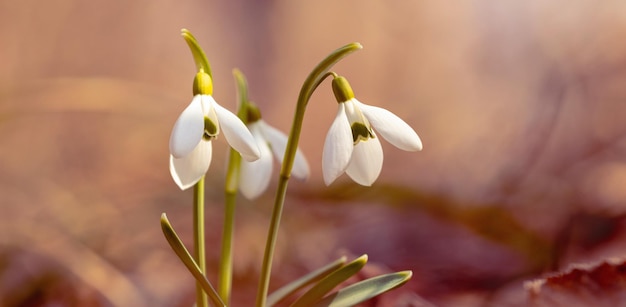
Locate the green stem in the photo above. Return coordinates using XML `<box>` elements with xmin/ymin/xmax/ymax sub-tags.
<box><xmin>218</xmin><ymin>192</ymin><xmax>236</xmax><ymax>304</ymax></box>
<box><xmin>255</xmin><ymin>176</ymin><xmax>289</xmax><ymax>307</ymax></box>
<box><xmin>194</xmin><ymin>176</ymin><xmax>208</xmax><ymax>307</ymax></box>
<box><xmin>219</xmin><ymin>151</ymin><xmax>241</xmax><ymax>305</ymax></box>
<box><xmin>217</xmin><ymin>68</ymin><xmax>248</xmax><ymax>305</ymax></box>
<box><xmin>254</xmin><ymin>42</ymin><xmax>363</xmax><ymax>307</ymax></box>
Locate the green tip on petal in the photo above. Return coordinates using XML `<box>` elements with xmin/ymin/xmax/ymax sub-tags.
<box><xmin>181</xmin><ymin>29</ymin><xmax>212</xmax><ymax>77</ymax></box>
<box><xmin>203</xmin><ymin>115</ymin><xmax>219</xmax><ymax>140</ymax></box>
<box><xmin>332</xmin><ymin>76</ymin><xmax>355</xmax><ymax>103</ymax></box>
<box><xmin>351</xmin><ymin>122</ymin><xmax>374</xmax><ymax>144</ymax></box>
<box><xmin>193</xmin><ymin>71</ymin><xmax>213</xmax><ymax>95</ymax></box>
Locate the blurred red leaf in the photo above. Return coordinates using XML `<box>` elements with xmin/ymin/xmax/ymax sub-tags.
<box><xmin>526</xmin><ymin>258</ymin><xmax>626</xmax><ymax>307</ymax></box>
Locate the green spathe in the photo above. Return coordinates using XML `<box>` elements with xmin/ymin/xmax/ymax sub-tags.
<box><xmin>193</xmin><ymin>71</ymin><xmax>213</xmax><ymax>96</ymax></box>
<box><xmin>332</xmin><ymin>75</ymin><xmax>355</xmax><ymax>103</ymax></box>
<box><xmin>181</xmin><ymin>29</ymin><xmax>212</xmax><ymax>77</ymax></box>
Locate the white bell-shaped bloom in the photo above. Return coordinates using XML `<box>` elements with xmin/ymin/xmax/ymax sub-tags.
<box><xmin>322</xmin><ymin>76</ymin><xmax>422</xmax><ymax>186</ymax></box>
<box><xmin>169</xmin><ymin>94</ymin><xmax>261</xmax><ymax>190</ymax></box>
<box><xmin>239</xmin><ymin>120</ymin><xmax>310</xmax><ymax>199</ymax></box>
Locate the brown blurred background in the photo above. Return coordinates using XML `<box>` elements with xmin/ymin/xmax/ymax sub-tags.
<box><xmin>2</xmin><ymin>0</ymin><xmax>626</xmax><ymax>306</ymax></box>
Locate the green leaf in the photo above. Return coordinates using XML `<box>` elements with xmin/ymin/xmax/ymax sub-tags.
<box><xmin>290</xmin><ymin>255</ymin><xmax>368</xmax><ymax>307</ymax></box>
<box><xmin>160</xmin><ymin>213</ymin><xmax>225</xmax><ymax>307</ymax></box>
<box><xmin>313</xmin><ymin>270</ymin><xmax>412</xmax><ymax>307</ymax></box>
<box><xmin>267</xmin><ymin>256</ymin><xmax>347</xmax><ymax>306</ymax></box>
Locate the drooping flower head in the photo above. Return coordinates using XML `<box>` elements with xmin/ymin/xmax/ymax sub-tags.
<box><xmin>238</xmin><ymin>103</ymin><xmax>310</xmax><ymax>199</ymax></box>
<box><xmin>322</xmin><ymin>74</ymin><xmax>422</xmax><ymax>186</ymax></box>
<box><xmin>169</xmin><ymin>70</ymin><xmax>261</xmax><ymax>190</ymax></box>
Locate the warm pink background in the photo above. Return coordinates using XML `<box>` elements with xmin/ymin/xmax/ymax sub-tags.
<box><xmin>2</xmin><ymin>1</ymin><xmax>626</xmax><ymax>306</ymax></box>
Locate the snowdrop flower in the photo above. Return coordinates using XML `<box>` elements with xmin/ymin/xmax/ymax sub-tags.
<box><xmin>238</xmin><ymin>104</ymin><xmax>310</xmax><ymax>199</ymax></box>
<box><xmin>169</xmin><ymin>71</ymin><xmax>261</xmax><ymax>190</ymax></box>
<box><xmin>322</xmin><ymin>75</ymin><xmax>422</xmax><ymax>186</ymax></box>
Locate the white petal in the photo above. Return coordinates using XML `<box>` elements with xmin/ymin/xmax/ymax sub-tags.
<box><xmin>356</xmin><ymin>100</ymin><xmax>422</xmax><ymax>151</ymax></box>
<box><xmin>345</xmin><ymin>134</ymin><xmax>383</xmax><ymax>186</ymax></box>
<box><xmin>322</xmin><ymin>104</ymin><xmax>353</xmax><ymax>186</ymax></box>
<box><xmin>169</xmin><ymin>95</ymin><xmax>205</xmax><ymax>158</ymax></box>
<box><xmin>239</xmin><ymin>124</ymin><xmax>274</xmax><ymax>200</ymax></box>
<box><xmin>169</xmin><ymin>141</ymin><xmax>212</xmax><ymax>190</ymax></box>
<box><xmin>212</xmin><ymin>101</ymin><xmax>261</xmax><ymax>161</ymax></box>
<box><xmin>258</xmin><ymin>121</ymin><xmax>310</xmax><ymax>180</ymax></box>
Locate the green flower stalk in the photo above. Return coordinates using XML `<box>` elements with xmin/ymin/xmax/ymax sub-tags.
<box><xmin>255</xmin><ymin>42</ymin><xmax>363</xmax><ymax>307</ymax></box>
<box><xmin>167</xmin><ymin>29</ymin><xmax>260</xmax><ymax>307</ymax></box>
<box><xmin>217</xmin><ymin>69</ymin><xmax>249</xmax><ymax>305</ymax></box>
<box><xmin>220</xmin><ymin>69</ymin><xmax>310</xmax><ymax>304</ymax></box>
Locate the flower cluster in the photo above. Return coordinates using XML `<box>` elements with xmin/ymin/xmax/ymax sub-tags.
<box><xmin>169</xmin><ymin>73</ymin><xmax>422</xmax><ymax>194</ymax></box>
<box><xmin>162</xmin><ymin>34</ymin><xmax>423</xmax><ymax>307</ymax></box>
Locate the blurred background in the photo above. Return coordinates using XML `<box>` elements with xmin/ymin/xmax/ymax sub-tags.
<box><xmin>2</xmin><ymin>0</ymin><xmax>626</xmax><ymax>306</ymax></box>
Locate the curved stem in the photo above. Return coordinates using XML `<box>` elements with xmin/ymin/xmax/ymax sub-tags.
<box><xmin>255</xmin><ymin>42</ymin><xmax>362</xmax><ymax>307</ymax></box>
<box><xmin>279</xmin><ymin>43</ymin><xmax>362</xmax><ymax>178</ymax></box>
<box><xmin>193</xmin><ymin>176</ymin><xmax>208</xmax><ymax>307</ymax></box>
